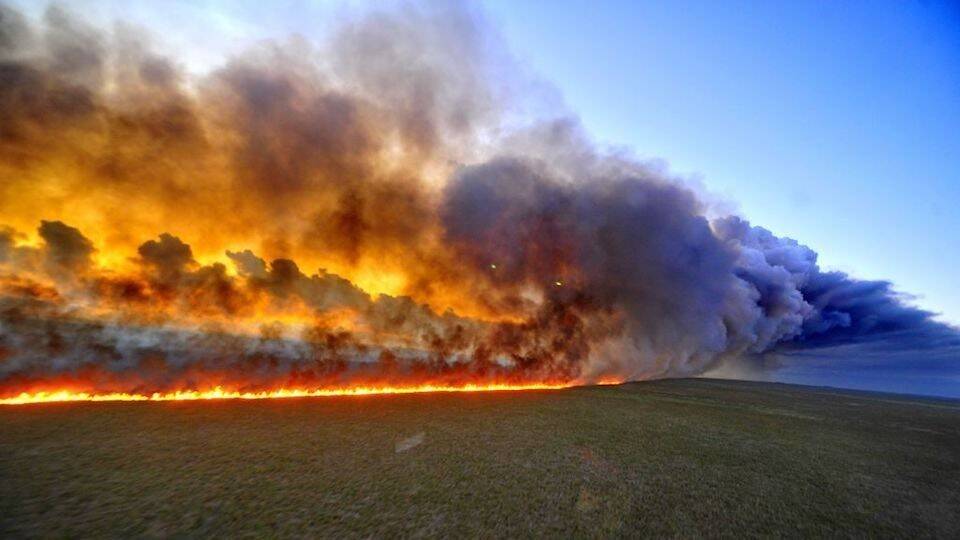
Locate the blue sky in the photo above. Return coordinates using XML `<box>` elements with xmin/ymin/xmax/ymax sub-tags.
<box><xmin>11</xmin><ymin>0</ymin><xmax>960</xmax><ymax>326</ymax></box>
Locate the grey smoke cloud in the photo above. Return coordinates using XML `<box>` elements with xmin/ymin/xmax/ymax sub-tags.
<box><xmin>0</xmin><ymin>2</ymin><xmax>955</xmax><ymax>396</ymax></box>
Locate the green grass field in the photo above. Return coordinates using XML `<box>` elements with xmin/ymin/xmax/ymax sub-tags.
<box><xmin>2</xmin><ymin>379</ymin><xmax>958</xmax><ymax>537</ymax></box>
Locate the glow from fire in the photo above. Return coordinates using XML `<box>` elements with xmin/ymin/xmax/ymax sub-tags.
<box><xmin>0</xmin><ymin>380</ymin><xmax>624</xmax><ymax>406</ymax></box>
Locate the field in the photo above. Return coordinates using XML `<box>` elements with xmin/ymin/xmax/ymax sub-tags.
<box><xmin>1</xmin><ymin>379</ymin><xmax>958</xmax><ymax>537</ymax></box>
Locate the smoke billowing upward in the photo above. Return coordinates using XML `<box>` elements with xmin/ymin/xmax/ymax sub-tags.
<box><xmin>0</xmin><ymin>3</ymin><xmax>956</xmax><ymax>398</ymax></box>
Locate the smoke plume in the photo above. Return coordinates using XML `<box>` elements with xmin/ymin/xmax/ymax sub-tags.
<box><xmin>0</xmin><ymin>3</ymin><xmax>955</xmax><ymax>397</ymax></box>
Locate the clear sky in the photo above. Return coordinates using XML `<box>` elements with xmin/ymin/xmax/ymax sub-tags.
<box><xmin>10</xmin><ymin>0</ymin><xmax>960</xmax><ymax>325</ymax></box>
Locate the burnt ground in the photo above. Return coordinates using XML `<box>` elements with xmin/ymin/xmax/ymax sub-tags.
<box><xmin>1</xmin><ymin>378</ymin><xmax>958</xmax><ymax>537</ymax></box>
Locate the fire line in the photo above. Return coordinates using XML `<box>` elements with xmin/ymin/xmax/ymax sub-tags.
<box><xmin>0</xmin><ymin>383</ymin><xmax>586</xmax><ymax>405</ymax></box>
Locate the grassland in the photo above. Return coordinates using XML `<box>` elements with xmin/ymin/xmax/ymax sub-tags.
<box><xmin>1</xmin><ymin>378</ymin><xmax>958</xmax><ymax>538</ymax></box>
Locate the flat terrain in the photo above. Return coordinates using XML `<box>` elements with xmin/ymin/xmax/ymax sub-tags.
<box><xmin>1</xmin><ymin>379</ymin><xmax>958</xmax><ymax>538</ymax></box>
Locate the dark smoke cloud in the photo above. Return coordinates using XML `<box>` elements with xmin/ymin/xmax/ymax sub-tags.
<box><xmin>714</xmin><ymin>216</ymin><xmax>960</xmax><ymax>358</ymax></box>
<box><xmin>138</xmin><ymin>233</ymin><xmax>195</xmax><ymax>281</ymax></box>
<box><xmin>0</xmin><ymin>2</ymin><xmax>955</xmax><ymax>396</ymax></box>
<box><xmin>441</xmin><ymin>157</ymin><xmax>740</xmax><ymax>377</ymax></box>
<box><xmin>38</xmin><ymin>220</ymin><xmax>94</xmax><ymax>272</ymax></box>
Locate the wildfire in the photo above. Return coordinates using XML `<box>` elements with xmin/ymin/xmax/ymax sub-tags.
<box><xmin>0</xmin><ymin>379</ymin><xmax>627</xmax><ymax>405</ymax></box>
<box><xmin>0</xmin><ymin>382</ymin><xmax>595</xmax><ymax>405</ymax></box>
<box><xmin>0</xmin><ymin>6</ymin><xmax>694</xmax><ymax>401</ymax></box>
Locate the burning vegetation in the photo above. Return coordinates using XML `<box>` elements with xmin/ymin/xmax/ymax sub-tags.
<box><xmin>0</xmin><ymin>4</ymin><xmax>956</xmax><ymax>404</ymax></box>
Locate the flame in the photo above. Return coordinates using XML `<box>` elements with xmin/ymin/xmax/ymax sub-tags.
<box><xmin>0</xmin><ymin>382</ymin><xmax>584</xmax><ymax>405</ymax></box>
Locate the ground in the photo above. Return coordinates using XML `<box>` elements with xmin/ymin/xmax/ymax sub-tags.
<box><xmin>1</xmin><ymin>378</ymin><xmax>958</xmax><ymax>537</ymax></box>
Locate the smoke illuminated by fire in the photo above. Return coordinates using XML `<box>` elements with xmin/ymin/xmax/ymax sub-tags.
<box><xmin>0</xmin><ymin>3</ymin><xmax>956</xmax><ymax>405</ymax></box>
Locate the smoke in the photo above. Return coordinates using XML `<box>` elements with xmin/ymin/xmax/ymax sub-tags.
<box><xmin>0</xmin><ymin>2</ymin><xmax>955</xmax><ymax>397</ymax></box>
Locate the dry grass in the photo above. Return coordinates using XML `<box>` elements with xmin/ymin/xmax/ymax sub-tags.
<box><xmin>1</xmin><ymin>378</ymin><xmax>958</xmax><ymax>537</ymax></box>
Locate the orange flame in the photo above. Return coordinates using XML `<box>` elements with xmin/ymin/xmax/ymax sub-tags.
<box><xmin>0</xmin><ymin>382</ymin><xmax>590</xmax><ymax>405</ymax></box>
